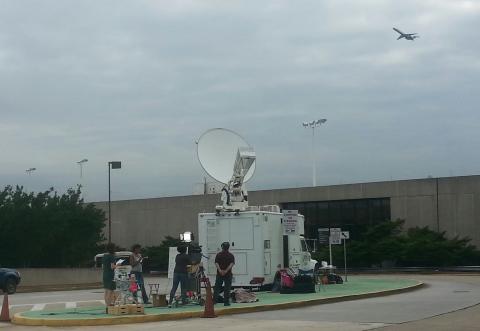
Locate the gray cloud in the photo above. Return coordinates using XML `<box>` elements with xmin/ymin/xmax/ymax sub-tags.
<box><xmin>0</xmin><ymin>0</ymin><xmax>479</xmax><ymax>201</ymax></box>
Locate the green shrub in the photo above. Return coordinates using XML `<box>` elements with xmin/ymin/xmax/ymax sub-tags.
<box><xmin>312</xmin><ymin>219</ymin><xmax>480</xmax><ymax>268</ymax></box>
<box><xmin>142</xmin><ymin>236</ymin><xmax>182</xmax><ymax>272</ymax></box>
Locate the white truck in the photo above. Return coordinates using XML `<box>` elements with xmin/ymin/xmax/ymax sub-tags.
<box><xmin>196</xmin><ymin>128</ymin><xmax>316</xmax><ymax>287</ymax></box>
<box><xmin>198</xmin><ymin>208</ymin><xmax>316</xmax><ymax>287</ymax></box>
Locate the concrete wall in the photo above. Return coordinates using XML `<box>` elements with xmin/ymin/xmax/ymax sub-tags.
<box><xmin>95</xmin><ymin>194</ymin><xmax>219</xmax><ymax>248</ymax></box>
<box><xmin>94</xmin><ymin>175</ymin><xmax>480</xmax><ymax>248</ymax></box>
<box><xmin>17</xmin><ymin>268</ymin><xmax>102</xmax><ymax>287</ymax></box>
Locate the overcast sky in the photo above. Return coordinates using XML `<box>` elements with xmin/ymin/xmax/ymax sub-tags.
<box><xmin>0</xmin><ymin>0</ymin><xmax>479</xmax><ymax>202</ymax></box>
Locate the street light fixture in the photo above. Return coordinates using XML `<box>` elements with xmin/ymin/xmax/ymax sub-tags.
<box><xmin>26</xmin><ymin>167</ymin><xmax>36</xmax><ymax>175</ymax></box>
<box><xmin>77</xmin><ymin>159</ymin><xmax>88</xmax><ymax>178</ymax></box>
<box><xmin>180</xmin><ymin>231</ymin><xmax>194</xmax><ymax>243</ymax></box>
<box><xmin>108</xmin><ymin>161</ymin><xmax>122</xmax><ymax>243</ymax></box>
<box><xmin>302</xmin><ymin>119</ymin><xmax>327</xmax><ymax>187</ymax></box>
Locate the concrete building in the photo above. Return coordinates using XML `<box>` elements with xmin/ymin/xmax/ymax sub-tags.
<box><xmin>94</xmin><ymin>175</ymin><xmax>480</xmax><ymax>248</ymax></box>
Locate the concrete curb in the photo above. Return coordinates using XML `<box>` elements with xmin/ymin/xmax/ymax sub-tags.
<box><xmin>12</xmin><ymin>281</ymin><xmax>424</xmax><ymax>327</ymax></box>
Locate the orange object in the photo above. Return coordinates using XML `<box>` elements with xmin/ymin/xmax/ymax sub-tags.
<box><xmin>0</xmin><ymin>293</ymin><xmax>10</xmax><ymax>322</ymax></box>
<box><xmin>202</xmin><ymin>277</ymin><xmax>217</xmax><ymax>318</ymax></box>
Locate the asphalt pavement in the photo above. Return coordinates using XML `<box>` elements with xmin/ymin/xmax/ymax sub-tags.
<box><xmin>1</xmin><ymin>274</ymin><xmax>480</xmax><ymax>330</ymax></box>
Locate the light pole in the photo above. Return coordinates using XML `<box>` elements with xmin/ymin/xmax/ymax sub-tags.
<box><xmin>302</xmin><ymin>119</ymin><xmax>327</xmax><ymax>187</ymax></box>
<box><xmin>25</xmin><ymin>167</ymin><xmax>36</xmax><ymax>193</ymax></box>
<box><xmin>108</xmin><ymin>161</ymin><xmax>122</xmax><ymax>243</ymax></box>
<box><xmin>77</xmin><ymin>159</ymin><xmax>88</xmax><ymax>178</ymax></box>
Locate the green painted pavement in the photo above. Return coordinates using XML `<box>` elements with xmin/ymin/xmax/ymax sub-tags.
<box><xmin>17</xmin><ymin>277</ymin><xmax>419</xmax><ymax>320</ymax></box>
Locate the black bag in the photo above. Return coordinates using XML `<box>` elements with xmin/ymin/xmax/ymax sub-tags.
<box><xmin>335</xmin><ymin>274</ymin><xmax>343</xmax><ymax>284</ymax></box>
<box><xmin>280</xmin><ymin>275</ymin><xmax>315</xmax><ymax>294</ymax></box>
<box><xmin>327</xmin><ymin>273</ymin><xmax>343</xmax><ymax>284</ymax></box>
<box><xmin>327</xmin><ymin>273</ymin><xmax>337</xmax><ymax>284</ymax></box>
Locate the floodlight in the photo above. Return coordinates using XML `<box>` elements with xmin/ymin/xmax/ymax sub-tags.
<box><xmin>180</xmin><ymin>231</ymin><xmax>193</xmax><ymax>243</ymax></box>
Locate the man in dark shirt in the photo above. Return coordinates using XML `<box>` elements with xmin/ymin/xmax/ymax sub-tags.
<box><xmin>213</xmin><ymin>242</ymin><xmax>235</xmax><ymax>306</ymax></box>
<box><xmin>169</xmin><ymin>245</ymin><xmax>191</xmax><ymax>306</ymax></box>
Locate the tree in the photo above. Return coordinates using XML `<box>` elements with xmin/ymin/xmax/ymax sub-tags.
<box><xmin>312</xmin><ymin>219</ymin><xmax>480</xmax><ymax>268</ymax></box>
<box><xmin>0</xmin><ymin>185</ymin><xmax>106</xmax><ymax>267</ymax></box>
<box><xmin>400</xmin><ymin>227</ymin><xmax>480</xmax><ymax>267</ymax></box>
<box><xmin>142</xmin><ymin>236</ymin><xmax>183</xmax><ymax>272</ymax></box>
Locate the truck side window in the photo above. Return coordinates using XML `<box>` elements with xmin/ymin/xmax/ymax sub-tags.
<box><xmin>301</xmin><ymin>239</ymin><xmax>309</xmax><ymax>252</ymax></box>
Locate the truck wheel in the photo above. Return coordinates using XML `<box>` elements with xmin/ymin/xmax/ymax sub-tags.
<box><xmin>5</xmin><ymin>278</ymin><xmax>17</xmax><ymax>294</ymax></box>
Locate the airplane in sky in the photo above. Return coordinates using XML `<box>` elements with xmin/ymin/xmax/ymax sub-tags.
<box><xmin>393</xmin><ymin>28</ymin><xmax>419</xmax><ymax>40</ymax></box>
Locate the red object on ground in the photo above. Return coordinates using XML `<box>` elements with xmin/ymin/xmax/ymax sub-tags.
<box><xmin>280</xmin><ymin>270</ymin><xmax>294</xmax><ymax>288</ymax></box>
<box><xmin>0</xmin><ymin>293</ymin><xmax>10</xmax><ymax>322</ymax></box>
<box><xmin>201</xmin><ymin>276</ymin><xmax>217</xmax><ymax>318</ymax></box>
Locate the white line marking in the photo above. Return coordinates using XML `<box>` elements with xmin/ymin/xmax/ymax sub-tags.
<box><xmin>65</xmin><ymin>302</ymin><xmax>77</xmax><ymax>309</ymax></box>
<box><xmin>10</xmin><ymin>300</ymin><xmax>106</xmax><ymax>309</ymax></box>
<box><xmin>30</xmin><ymin>294</ymin><xmax>63</xmax><ymax>299</ymax></box>
<box><xmin>31</xmin><ymin>304</ymin><xmax>46</xmax><ymax>311</ymax></box>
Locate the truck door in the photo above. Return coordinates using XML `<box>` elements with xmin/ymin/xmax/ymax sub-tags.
<box><xmin>229</xmin><ymin>218</ymin><xmax>254</xmax><ymax>250</ymax></box>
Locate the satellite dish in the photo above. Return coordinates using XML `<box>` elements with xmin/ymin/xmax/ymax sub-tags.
<box><xmin>197</xmin><ymin>128</ymin><xmax>256</xmax><ymax>185</ymax></box>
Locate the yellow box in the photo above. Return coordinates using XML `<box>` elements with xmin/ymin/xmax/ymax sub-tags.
<box><xmin>127</xmin><ymin>304</ymin><xmax>145</xmax><ymax>315</ymax></box>
<box><xmin>107</xmin><ymin>305</ymin><xmax>129</xmax><ymax>315</ymax></box>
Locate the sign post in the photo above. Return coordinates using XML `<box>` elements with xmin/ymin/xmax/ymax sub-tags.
<box><xmin>341</xmin><ymin>231</ymin><xmax>350</xmax><ymax>282</ymax></box>
<box><xmin>329</xmin><ymin>228</ymin><xmax>342</xmax><ymax>266</ymax></box>
<box><xmin>318</xmin><ymin>228</ymin><xmax>331</xmax><ymax>265</ymax></box>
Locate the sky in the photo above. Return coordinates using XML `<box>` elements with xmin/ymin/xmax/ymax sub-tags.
<box><xmin>0</xmin><ymin>0</ymin><xmax>479</xmax><ymax>202</ymax></box>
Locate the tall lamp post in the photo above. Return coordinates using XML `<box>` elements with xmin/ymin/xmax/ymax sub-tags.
<box><xmin>77</xmin><ymin>159</ymin><xmax>88</xmax><ymax>178</ymax></box>
<box><xmin>302</xmin><ymin>119</ymin><xmax>327</xmax><ymax>187</ymax></box>
<box><xmin>108</xmin><ymin>161</ymin><xmax>122</xmax><ymax>243</ymax></box>
<box><xmin>25</xmin><ymin>168</ymin><xmax>36</xmax><ymax>192</ymax></box>
<box><xmin>77</xmin><ymin>159</ymin><xmax>88</xmax><ymax>201</ymax></box>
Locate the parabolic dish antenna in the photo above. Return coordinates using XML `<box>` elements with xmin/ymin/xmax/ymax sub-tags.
<box><xmin>197</xmin><ymin>128</ymin><xmax>256</xmax><ymax>185</ymax></box>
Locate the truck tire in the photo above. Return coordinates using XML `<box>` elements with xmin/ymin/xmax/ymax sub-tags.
<box><xmin>5</xmin><ymin>278</ymin><xmax>17</xmax><ymax>294</ymax></box>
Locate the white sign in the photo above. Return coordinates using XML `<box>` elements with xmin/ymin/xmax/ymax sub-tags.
<box><xmin>283</xmin><ymin>214</ymin><xmax>299</xmax><ymax>234</ymax></box>
<box><xmin>329</xmin><ymin>228</ymin><xmax>342</xmax><ymax>245</ymax></box>
<box><xmin>283</xmin><ymin>210</ymin><xmax>298</xmax><ymax>215</ymax></box>
<box><xmin>341</xmin><ymin>231</ymin><xmax>350</xmax><ymax>240</ymax></box>
<box><xmin>167</xmin><ymin>247</ymin><xmax>178</xmax><ymax>279</ymax></box>
<box><xmin>318</xmin><ymin>228</ymin><xmax>330</xmax><ymax>245</ymax></box>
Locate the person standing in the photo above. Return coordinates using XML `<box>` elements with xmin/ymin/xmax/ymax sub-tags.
<box><xmin>169</xmin><ymin>245</ymin><xmax>191</xmax><ymax>307</ymax></box>
<box><xmin>129</xmin><ymin>244</ymin><xmax>150</xmax><ymax>304</ymax></box>
<box><xmin>102</xmin><ymin>243</ymin><xmax>117</xmax><ymax>307</ymax></box>
<box><xmin>213</xmin><ymin>242</ymin><xmax>235</xmax><ymax>306</ymax></box>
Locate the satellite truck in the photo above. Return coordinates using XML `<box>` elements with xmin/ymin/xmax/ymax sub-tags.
<box><xmin>196</xmin><ymin>128</ymin><xmax>317</xmax><ymax>288</ymax></box>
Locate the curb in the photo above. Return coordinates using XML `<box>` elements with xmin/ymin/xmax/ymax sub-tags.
<box><xmin>12</xmin><ymin>281</ymin><xmax>424</xmax><ymax>326</ymax></box>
